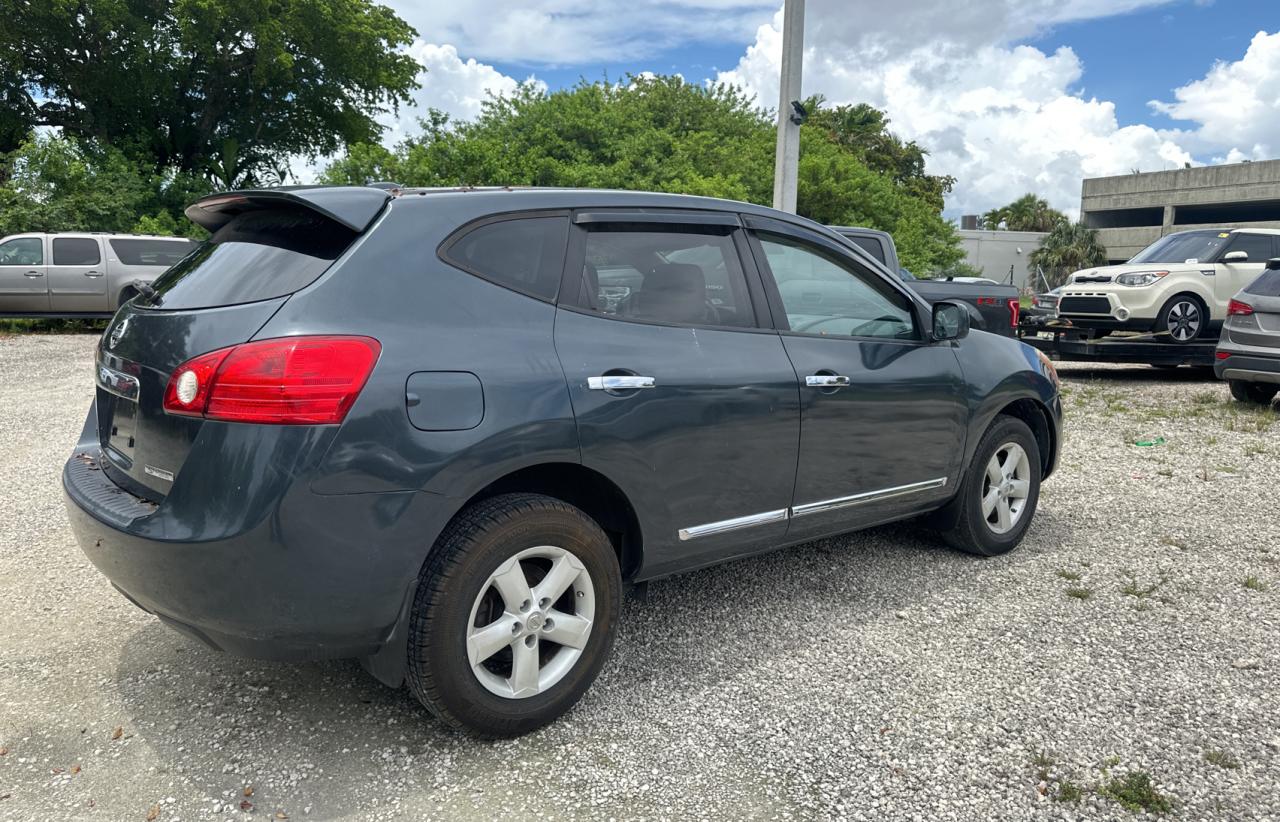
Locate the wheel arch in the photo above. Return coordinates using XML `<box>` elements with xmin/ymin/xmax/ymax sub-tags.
<box><xmin>454</xmin><ymin>462</ymin><xmax>644</xmax><ymax>582</ymax></box>
<box><xmin>995</xmin><ymin>397</ymin><xmax>1057</xmax><ymax>479</ymax></box>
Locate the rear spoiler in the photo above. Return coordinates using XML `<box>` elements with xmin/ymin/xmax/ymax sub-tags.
<box><xmin>184</xmin><ymin>187</ymin><xmax>391</xmax><ymax>234</ymax></box>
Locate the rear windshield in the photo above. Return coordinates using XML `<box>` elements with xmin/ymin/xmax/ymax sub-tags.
<box><xmin>109</xmin><ymin>238</ymin><xmax>197</xmax><ymax>267</ymax></box>
<box><xmin>1245</xmin><ymin>269</ymin><xmax>1280</xmax><ymax>297</ymax></box>
<box><xmin>140</xmin><ymin>210</ymin><xmax>355</xmax><ymax>310</ymax></box>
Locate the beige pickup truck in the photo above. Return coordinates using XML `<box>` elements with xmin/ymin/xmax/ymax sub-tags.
<box><xmin>0</xmin><ymin>232</ymin><xmax>197</xmax><ymax>316</ymax></box>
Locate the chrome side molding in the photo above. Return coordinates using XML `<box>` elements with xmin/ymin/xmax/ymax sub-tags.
<box><xmin>790</xmin><ymin>477</ymin><xmax>948</xmax><ymax>518</ymax></box>
<box><xmin>678</xmin><ymin>477</ymin><xmax>948</xmax><ymax>540</ymax></box>
<box><xmin>678</xmin><ymin>508</ymin><xmax>788</xmax><ymax>541</ymax></box>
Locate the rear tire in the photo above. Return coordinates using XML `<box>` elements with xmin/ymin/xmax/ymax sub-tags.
<box><xmin>1156</xmin><ymin>295</ymin><xmax>1206</xmax><ymax>344</ymax></box>
<box><xmin>406</xmin><ymin>493</ymin><xmax>622</xmax><ymax>738</ymax></box>
<box><xmin>1229</xmin><ymin>380</ymin><xmax>1279</xmax><ymax>406</ymax></box>
<box><xmin>939</xmin><ymin>416</ymin><xmax>1042</xmax><ymax>557</ymax></box>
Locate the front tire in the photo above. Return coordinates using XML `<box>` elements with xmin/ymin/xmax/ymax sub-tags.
<box><xmin>1157</xmin><ymin>295</ymin><xmax>1206</xmax><ymax>343</ymax></box>
<box><xmin>939</xmin><ymin>416</ymin><xmax>1042</xmax><ymax>557</ymax></box>
<box><xmin>406</xmin><ymin>493</ymin><xmax>622</xmax><ymax>738</ymax></box>
<box><xmin>1229</xmin><ymin>379</ymin><xmax>1279</xmax><ymax>406</ymax></box>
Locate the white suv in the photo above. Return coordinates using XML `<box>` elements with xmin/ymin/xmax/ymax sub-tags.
<box><xmin>1055</xmin><ymin>228</ymin><xmax>1280</xmax><ymax>343</ymax></box>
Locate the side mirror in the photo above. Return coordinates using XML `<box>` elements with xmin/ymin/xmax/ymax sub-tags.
<box><xmin>1266</xmin><ymin>258</ymin><xmax>1280</xmax><ymax>271</ymax></box>
<box><xmin>1223</xmin><ymin>250</ymin><xmax>1249</xmax><ymax>263</ymax></box>
<box><xmin>932</xmin><ymin>301</ymin><xmax>970</xmax><ymax>341</ymax></box>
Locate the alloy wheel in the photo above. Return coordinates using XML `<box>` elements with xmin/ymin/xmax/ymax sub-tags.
<box><xmin>981</xmin><ymin>442</ymin><xmax>1031</xmax><ymax>535</ymax></box>
<box><xmin>466</xmin><ymin>545</ymin><xmax>595</xmax><ymax>699</ymax></box>
<box><xmin>1166</xmin><ymin>300</ymin><xmax>1201</xmax><ymax>342</ymax></box>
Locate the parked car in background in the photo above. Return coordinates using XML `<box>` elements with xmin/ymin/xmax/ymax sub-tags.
<box><xmin>0</xmin><ymin>232</ymin><xmax>197</xmax><ymax>317</ymax></box>
<box><xmin>1055</xmin><ymin>228</ymin><xmax>1280</xmax><ymax>343</ymax></box>
<box><xmin>64</xmin><ymin>186</ymin><xmax>1061</xmax><ymax>738</ymax></box>
<box><xmin>830</xmin><ymin>226</ymin><xmax>1021</xmax><ymax>337</ymax></box>
<box><xmin>1215</xmin><ymin>258</ymin><xmax>1280</xmax><ymax>405</ymax></box>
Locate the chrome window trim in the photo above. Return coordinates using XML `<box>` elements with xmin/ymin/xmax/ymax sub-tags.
<box><xmin>790</xmin><ymin>477</ymin><xmax>948</xmax><ymax>518</ymax></box>
<box><xmin>678</xmin><ymin>508</ymin><xmax>788</xmax><ymax>541</ymax></box>
<box><xmin>677</xmin><ymin>477</ymin><xmax>948</xmax><ymax>540</ymax></box>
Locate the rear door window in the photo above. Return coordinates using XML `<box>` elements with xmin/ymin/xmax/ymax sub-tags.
<box><xmin>440</xmin><ymin>215</ymin><xmax>569</xmax><ymax>301</ymax></box>
<box><xmin>52</xmin><ymin>237</ymin><xmax>101</xmax><ymax>266</ymax></box>
<box><xmin>109</xmin><ymin>238</ymin><xmax>197</xmax><ymax>267</ymax></box>
<box><xmin>568</xmin><ymin>226</ymin><xmax>756</xmax><ymax>328</ymax></box>
<box><xmin>140</xmin><ymin>210</ymin><xmax>356</xmax><ymax>310</ymax></box>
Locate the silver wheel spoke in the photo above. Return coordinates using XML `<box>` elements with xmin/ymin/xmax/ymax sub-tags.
<box><xmin>981</xmin><ymin>487</ymin><xmax>1000</xmax><ymax>517</ymax></box>
<box><xmin>542</xmin><ymin>610</ymin><xmax>592</xmax><ymax>649</ymax></box>
<box><xmin>490</xmin><ymin>560</ymin><xmax>533</xmax><ymax>611</ymax></box>
<box><xmin>1008</xmin><ymin>478</ymin><xmax>1030</xmax><ymax>499</ymax></box>
<box><xmin>533</xmin><ymin>553</ymin><xmax>580</xmax><ymax>605</ymax></box>
<box><xmin>468</xmin><ymin>615</ymin><xmax>519</xmax><ymax>666</ymax></box>
<box><xmin>510</xmin><ymin>636</ymin><xmax>540</xmax><ymax>696</ymax></box>
<box><xmin>985</xmin><ymin>458</ymin><xmax>1003</xmax><ymax>487</ymax></box>
<box><xmin>995</xmin><ymin>498</ymin><xmax>1013</xmax><ymax>531</ymax></box>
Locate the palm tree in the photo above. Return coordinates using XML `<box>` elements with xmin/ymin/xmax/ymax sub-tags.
<box><xmin>1030</xmin><ymin>221</ymin><xmax>1108</xmax><ymax>287</ymax></box>
<box><xmin>981</xmin><ymin>194</ymin><xmax>1067</xmax><ymax>232</ymax></box>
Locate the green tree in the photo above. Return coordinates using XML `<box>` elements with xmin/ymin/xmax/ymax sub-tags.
<box><xmin>804</xmin><ymin>98</ymin><xmax>955</xmax><ymax>213</ymax></box>
<box><xmin>322</xmin><ymin>76</ymin><xmax>964</xmax><ymax>273</ymax></box>
<box><xmin>981</xmin><ymin>193</ymin><xmax>1067</xmax><ymax>232</ymax></box>
<box><xmin>0</xmin><ymin>132</ymin><xmax>210</xmax><ymax>237</ymax></box>
<box><xmin>0</xmin><ymin>0</ymin><xmax>419</xmax><ymax>181</ymax></box>
<box><xmin>1030</xmin><ymin>221</ymin><xmax>1107</xmax><ymax>287</ymax></box>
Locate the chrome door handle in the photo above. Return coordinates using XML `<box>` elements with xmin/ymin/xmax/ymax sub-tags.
<box><xmin>588</xmin><ymin>375</ymin><xmax>656</xmax><ymax>390</ymax></box>
<box><xmin>806</xmin><ymin>375</ymin><xmax>850</xmax><ymax>387</ymax></box>
<box><xmin>84</xmin><ymin>270</ymin><xmax>103</xmax><ymax>278</ymax></box>
<box><xmin>24</xmin><ymin>270</ymin><xmax>43</xmax><ymax>278</ymax></box>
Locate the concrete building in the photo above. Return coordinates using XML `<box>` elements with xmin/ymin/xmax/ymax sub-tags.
<box><xmin>1081</xmin><ymin>159</ymin><xmax>1280</xmax><ymax>263</ymax></box>
<box><xmin>956</xmin><ymin>229</ymin><xmax>1047</xmax><ymax>289</ymax></box>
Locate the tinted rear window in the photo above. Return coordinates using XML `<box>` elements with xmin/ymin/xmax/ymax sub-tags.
<box><xmin>109</xmin><ymin>238</ymin><xmax>197</xmax><ymax>267</ymax></box>
<box><xmin>441</xmin><ymin>216</ymin><xmax>569</xmax><ymax>301</ymax></box>
<box><xmin>141</xmin><ymin>210</ymin><xmax>355</xmax><ymax>310</ymax></box>
<box><xmin>53</xmin><ymin>238</ymin><xmax>101</xmax><ymax>265</ymax></box>
<box><xmin>846</xmin><ymin>235</ymin><xmax>886</xmax><ymax>264</ymax></box>
<box><xmin>1245</xmin><ymin>269</ymin><xmax>1280</xmax><ymax>297</ymax></box>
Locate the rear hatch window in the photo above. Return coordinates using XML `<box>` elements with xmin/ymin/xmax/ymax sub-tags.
<box><xmin>137</xmin><ymin>210</ymin><xmax>357</xmax><ymax>310</ymax></box>
<box><xmin>1244</xmin><ymin>270</ymin><xmax>1280</xmax><ymax>297</ymax></box>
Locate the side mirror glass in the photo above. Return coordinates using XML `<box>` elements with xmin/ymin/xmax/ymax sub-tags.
<box><xmin>1223</xmin><ymin>250</ymin><xmax>1249</xmax><ymax>263</ymax></box>
<box><xmin>932</xmin><ymin>301</ymin><xmax>970</xmax><ymax>341</ymax></box>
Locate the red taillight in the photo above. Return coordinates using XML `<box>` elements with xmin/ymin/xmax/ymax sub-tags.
<box><xmin>1228</xmin><ymin>299</ymin><xmax>1254</xmax><ymax>316</ymax></box>
<box><xmin>1216</xmin><ymin>351</ymin><xmax>1231</xmax><ymax>360</ymax></box>
<box><xmin>1008</xmin><ymin>298</ymin><xmax>1021</xmax><ymax>328</ymax></box>
<box><xmin>163</xmin><ymin>336</ymin><xmax>381</xmax><ymax>424</ymax></box>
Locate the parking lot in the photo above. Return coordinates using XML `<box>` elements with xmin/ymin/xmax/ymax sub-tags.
<box><xmin>1</xmin><ymin>331</ymin><xmax>1278</xmax><ymax>821</ymax></box>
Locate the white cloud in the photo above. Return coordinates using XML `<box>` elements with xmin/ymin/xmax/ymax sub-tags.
<box><xmin>1151</xmin><ymin>30</ymin><xmax>1280</xmax><ymax>160</ymax></box>
<box><xmin>387</xmin><ymin>42</ymin><xmax>533</xmax><ymax>140</ymax></box>
<box><xmin>385</xmin><ymin>0</ymin><xmax>776</xmax><ymax>65</ymax></box>
<box><xmin>716</xmin><ymin>2</ymin><xmax>1199</xmax><ymax>217</ymax></box>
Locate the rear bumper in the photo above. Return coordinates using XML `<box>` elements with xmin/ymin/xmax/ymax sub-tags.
<box><xmin>63</xmin><ymin>447</ymin><xmax>449</xmax><ymax>661</ymax></box>
<box><xmin>1214</xmin><ymin>351</ymin><xmax>1280</xmax><ymax>384</ymax></box>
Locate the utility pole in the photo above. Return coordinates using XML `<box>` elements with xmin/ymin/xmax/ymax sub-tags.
<box><xmin>772</xmin><ymin>0</ymin><xmax>805</xmax><ymax>213</ymax></box>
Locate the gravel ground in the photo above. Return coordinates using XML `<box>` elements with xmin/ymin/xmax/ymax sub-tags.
<box><xmin>1</xmin><ymin>332</ymin><xmax>1278</xmax><ymax>821</ymax></box>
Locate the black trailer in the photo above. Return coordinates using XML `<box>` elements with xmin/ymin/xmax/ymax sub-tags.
<box><xmin>1018</xmin><ymin>323</ymin><xmax>1218</xmax><ymax>367</ymax></box>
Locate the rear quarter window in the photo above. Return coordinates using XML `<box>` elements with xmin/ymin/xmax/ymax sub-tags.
<box><xmin>440</xmin><ymin>215</ymin><xmax>569</xmax><ymax>301</ymax></box>
<box><xmin>109</xmin><ymin>238</ymin><xmax>197</xmax><ymax>267</ymax></box>
<box><xmin>1244</xmin><ymin>270</ymin><xmax>1280</xmax><ymax>297</ymax></box>
<box><xmin>846</xmin><ymin>235</ymin><xmax>887</xmax><ymax>265</ymax></box>
<box><xmin>141</xmin><ymin>210</ymin><xmax>356</xmax><ymax>310</ymax></box>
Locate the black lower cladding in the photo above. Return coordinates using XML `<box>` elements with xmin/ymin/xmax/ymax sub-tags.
<box><xmin>63</xmin><ymin>449</ymin><xmax>158</xmax><ymax>528</ymax></box>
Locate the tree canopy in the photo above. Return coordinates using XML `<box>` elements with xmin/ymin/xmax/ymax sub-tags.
<box><xmin>322</xmin><ymin>76</ymin><xmax>965</xmax><ymax>274</ymax></box>
<box><xmin>981</xmin><ymin>194</ymin><xmax>1068</xmax><ymax>232</ymax></box>
<box><xmin>1030</xmin><ymin>221</ymin><xmax>1107</xmax><ymax>287</ymax></box>
<box><xmin>0</xmin><ymin>0</ymin><xmax>419</xmax><ymax>183</ymax></box>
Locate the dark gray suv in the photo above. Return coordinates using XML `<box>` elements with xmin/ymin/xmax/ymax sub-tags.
<box><xmin>63</xmin><ymin>186</ymin><xmax>1062</xmax><ymax>737</ymax></box>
